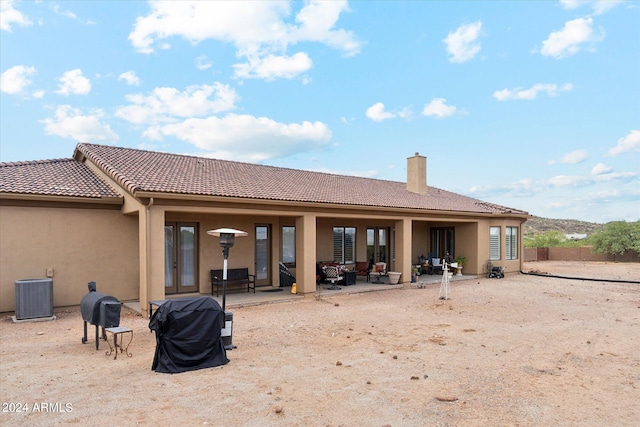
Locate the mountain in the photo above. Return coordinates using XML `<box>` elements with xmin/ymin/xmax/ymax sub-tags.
<box><xmin>523</xmin><ymin>216</ymin><xmax>604</xmax><ymax>238</ymax></box>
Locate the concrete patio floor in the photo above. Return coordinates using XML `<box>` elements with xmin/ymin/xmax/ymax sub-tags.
<box><xmin>123</xmin><ymin>273</ymin><xmax>476</xmax><ymax>316</ymax></box>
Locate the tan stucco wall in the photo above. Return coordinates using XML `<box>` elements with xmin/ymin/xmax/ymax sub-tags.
<box><xmin>476</xmin><ymin>218</ymin><xmax>525</xmax><ymax>276</ymax></box>
<box><xmin>0</xmin><ymin>205</ymin><xmax>139</xmax><ymax>313</ymax></box>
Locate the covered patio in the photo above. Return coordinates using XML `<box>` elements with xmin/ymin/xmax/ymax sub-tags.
<box><xmin>123</xmin><ymin>273</ymin><xmax>477</xmax><ymax>314</ymax></box>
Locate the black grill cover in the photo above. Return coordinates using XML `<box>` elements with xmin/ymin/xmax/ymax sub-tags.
<box><xmin>148</xmin><ymin>296</ymin><xmax>228</xmax><ymax>374</ymax></box>
<box><xmin>81</xmin><ymin>292</ymin><xmax>120</xmax><ymax>325</ymax></box>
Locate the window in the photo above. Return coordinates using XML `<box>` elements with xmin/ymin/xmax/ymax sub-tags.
<box><xmin>506</xmin><ymin>226</ymin><xmax>518</xmax><ymax>260</ymax></box>
<box><xmin>282</xmin><ymin>226</ymin><xmax>296</xmax><ymax>267</ymax></box>
<box><xmin>490</xmin><ymin>227</ymin><xmax>500</xmax><ymax>260</ymax></box>
<box><xmin>333</xmin><ymin>227</ymin><xmax>356</xmax><ymax>264</ymax></box>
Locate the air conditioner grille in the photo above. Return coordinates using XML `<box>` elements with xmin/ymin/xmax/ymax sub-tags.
<box><xmin>15</xmin><ymin>279</ymin><xmax>54</xmax><ymax>320</ymax></box>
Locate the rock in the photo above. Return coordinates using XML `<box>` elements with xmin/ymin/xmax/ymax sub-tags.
<box><xmin>411</xmin><ymin>376</ymin><xmax>419</xmax><ymax>380</ymax></box>
<box><xmin>435</xmin><ymin>396</ymin><xmax>458</xmax><ymax>402</ymax></box>
<box><xmin>273</xmin><ymin>405</ymin><xmax>283</xmax><ymax>414</ymax></box>
<box><xmin>336</xmin><ymin>361</ymin><xmax>342</xmax><ymax>366</ymax></box>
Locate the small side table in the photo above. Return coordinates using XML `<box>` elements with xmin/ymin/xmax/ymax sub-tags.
<box><xmin>342</xmin><ymin>270</ymin><xmax>356</xmax><ymax>286</ymax></box>
<box><xmin>105</xmin><ymin>326</ymin><xmax>133</xmax><ymax>359</ymax></box>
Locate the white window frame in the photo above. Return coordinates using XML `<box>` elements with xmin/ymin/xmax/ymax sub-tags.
<box><xmin>506</xmin><ymin>226</ymin><xmax>518</xmax><ymax>260</ymax></box>
<box><xmin>333</xmin><ymin>226</ymin><xmax>356</xmax><ymax>264</ymax></box>
<box><xmin>490</xmin><ymin>226</ymin><xmax>501</xmax><ymax>260</ymax></box>
<box><xmin>282</xmin><ymin>226</ymin><xmax>296</xmax><ymax>267</ymax></box>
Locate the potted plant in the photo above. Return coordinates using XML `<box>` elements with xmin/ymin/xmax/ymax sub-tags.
<box><xmin>411</xmin><ymin>266</ymin><xmax>420</xmax><ymax>283</ymax></box>
<box><xmin>453</xmin><ymin>255</ymin><xmax>466</xmax><ymax>276</ymax></box>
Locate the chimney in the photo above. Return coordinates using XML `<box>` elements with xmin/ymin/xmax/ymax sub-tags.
<box><xmin>406</xmin><ymin>152</ymin><xmax>427</xmax><ymax>195</ymax></box>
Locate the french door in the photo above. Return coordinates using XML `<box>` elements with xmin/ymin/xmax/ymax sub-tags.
<box><xmin>367</xmin><ymin>227</ymin><xmax>389</xmax><ymax>264</ymax></box>
<box><xmin>255</xmin><ymin>225</ymin><xmax>270</xmax><ymax>286</ymax></box>
<box><xmin>430</xmin><ymin>227</ymin><xmax>454</xmax><ymax>260</ymax></box>
<box><xmin>165</xmin><ymin>222</ymin><xmax>198</xmax><ymax>294</ymax></box>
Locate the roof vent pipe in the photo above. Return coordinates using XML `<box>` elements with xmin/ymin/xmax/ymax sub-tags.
<box><xmin>406</xmin><ymin>152</ymin><xmax>427</xmax><ymax>195</ymax></box>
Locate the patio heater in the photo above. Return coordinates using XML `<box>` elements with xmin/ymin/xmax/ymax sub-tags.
<box><xmin>207</xmin><ymin>228</ymin><xmax>247</xmax><ymax>350</ymax></box>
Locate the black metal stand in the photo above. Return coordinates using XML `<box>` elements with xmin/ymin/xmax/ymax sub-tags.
<box><xmin>221</xmin><ymin>246</ymin><xmax>236</xmax><ymax>349</ymax></box>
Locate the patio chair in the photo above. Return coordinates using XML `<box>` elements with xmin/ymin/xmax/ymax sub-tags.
<box><xmin>430</xmin><ymin>257</ymin><xmax>443</xmax><ymax>275</ymax></box>
<box><xmin>355</xmin><ymin>261</ymin><xmax>371</xmax><ymax>282</ymax></box>
<box><xmin>371</xmin><ymin>262</ymin><xmax>387</xmax><ymax>283</ymax></box>
<box><xmin>324</xmin><ymin>266</ymin><xmax>343</xmax><ymax>290</ymax></box>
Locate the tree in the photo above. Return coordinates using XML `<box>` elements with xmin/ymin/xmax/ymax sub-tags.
<box><xmin>524</xmin><ymin>230</ymin><xmax>570</xmax><ymax>248</ymax></box>
<box><xmin>590</xmin><ymin>221</ymin><xmax>640</xmax><ymax>255</ymax></box>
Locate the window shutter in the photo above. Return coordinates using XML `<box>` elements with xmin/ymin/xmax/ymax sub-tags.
<box><xmin>344</xmin><ymin>228</ymin><xmax>355</xmax><ymax>264</ymax></box>
<box><xmin>490</xmin><ymin>227</ymin><xmax>500</xmax><ymax>260</ymax></box>
<box><xmin>333</xmin><ymin>227</ymin><xmax>343</xmax><ymax>263</ymax></box>
<box><xmin>506</xmin><ymin>227</ymin><xmax>518</xmax><ymax>260</ymax></box>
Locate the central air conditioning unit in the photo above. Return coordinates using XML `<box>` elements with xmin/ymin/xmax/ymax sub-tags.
<box><xmin>14</xmin><ymin>278</ymin><xmax>54</xmax><ymax>320</ymax></box>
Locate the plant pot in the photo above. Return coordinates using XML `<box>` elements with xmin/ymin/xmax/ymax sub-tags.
<box><xmin>455</xmin><ymin>266</ymin><xmax>463</xmax><ymax>276</ymax></box>
<box><xmin>387</xmin><ymin>271</ymin><xmax>401</xmax><ymax>284</ymax></box>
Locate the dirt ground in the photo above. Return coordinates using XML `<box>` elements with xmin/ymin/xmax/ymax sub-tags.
<box><xmin>1</xmin><ymin>261</ymin><xmax>639</xmax><ymax>427</ymax></box>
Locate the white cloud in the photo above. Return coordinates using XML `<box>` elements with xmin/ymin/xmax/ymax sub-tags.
<box><xmin>55</xmin><ymin>69</ymin><xmax>91</xmax><ymax>95</ymax></box>
<box><xmin>42</xmin><ymin>105</ymin><xmax>119</xmax><ymax>142</ymax></box>
<box><xmin>365</xmin><ymin>102</ymin><xmax>396</xmax><ymax>122</ymax></box>
<box><xmin>557</xmin><ymin>149</ymin><xmax>589</xmax><ymax>164</ymax></box>
<box><xmin>422</xmin><ymin>98</ymin><xmax>458</xmax><ymax>118</ymax></box>
<box><xmin>196</xmin><ymin>55</ymin><xmax>213</xmax><ymax>71</ymax></box>
<box><xmin>233</xmin><ymin>52</ymin><xmax>312</xmax><ymax>80</ymax></box>
<box><xmin>128</xmin><ymin>1</ymin><xmax>360</xmax><ymax>80</ymax></box>
<box><xmin>0</xmin><ymin>65</ymin><xmax>36</xmax><ymax>94</ymax></box>
<box><xmin>51</xmin><ymin>3</ymin><xmax>77</xmax><ymax>20</ymax></box>
<box><xmin>540</xmin><ymin>17</ymin><xmax>604</xmax><ymax>58</ymax></box>
<box><xmin>158</xmin><ymin>113</ymin><xmax>332</xmax><ymax>162</ymax></box>
<box><xmin>493</xmin><ymin>83</ymin><xmax>573</xmax><ymax>101</ymax></box>
<box><xmin>548</xmin><ymin>171</ymin><xmax>637</xmax><ymax>187</ymax></box>
<box><xmin>607</xmin><ymin>130</ymin><xmax>640</xmax><ymax>156</ymax></box>
<box><xmin>290</xmin><ymin>0</ymin><xmax>360</xmax><ymax>56</ymax></box>
<box><xmin>559</xmin><ymin>0</ymin><xmax>623</xmax><ymax>15</ymax></box>
<box><xmin>559</xmin><ymin>0</ymin><xmax>581</xmax><ymax>9</ymax></box>
<box><xmin>443</xmin><ymin>21</ymin><xmax>482</xmax><ymax>63</ymax></box>
<box><xmin>469</xmin><ymin>170</ymin><xmax>637</xmax><ymax>196</ymax></box>
<box><xmin>115</xmin><ymin>83</ymin><xmax>238</xmax><ymax>125</ymax></box>
<box><xmin>1</xmin><ymin>0</ymin><xmax>32</xmax><ymax>32</ymax></box>
<box><xmin>118</xmin><ymin>71</ymin><xmax>140</xmax><ymax>86</ymax></box>
<box><xmin>591</xmin><ymin>163</ymin><xmax>612</xmax><ymax>175</ymax></box>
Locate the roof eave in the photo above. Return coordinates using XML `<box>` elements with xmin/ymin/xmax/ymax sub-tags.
<box><xmin>133</xmin><ymin>191</ymin><xmax>528</xmax><ymax>217</ymax></box>
<box><xmin>0</xmin><ymin>192</ymin><xmax>123</xmax><ymax>205</ymax></box>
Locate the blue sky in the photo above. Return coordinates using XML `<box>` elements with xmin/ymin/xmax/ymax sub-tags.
<box><xmin>1</xmin><ymin>0</ymin><xmax>638</xmax><ymax>223</ymax></box>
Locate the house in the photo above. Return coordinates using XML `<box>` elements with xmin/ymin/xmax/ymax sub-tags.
<box><xmin>565</xmin><ymin>233</ymin><xmax>588</xmax><ymax>241</ymax></box>
<box><xmin>0</xmin><ymin>143</ymin><xmax>529</xmax><ymax>316</ymax></box>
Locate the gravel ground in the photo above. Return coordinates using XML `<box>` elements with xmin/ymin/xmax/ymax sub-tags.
<box><xmin>1</xmin><ymin>261</ymin><xmax>638</xmax><ymax>426</ymax></box>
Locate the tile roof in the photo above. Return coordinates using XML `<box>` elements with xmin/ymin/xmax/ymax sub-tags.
<box><xmin>75</xmin><ymin>143</ymin><xmax>527</xmax><ymax>215</ymax></box>
<box><xmin>0</xmin><ymin>158</ymin><xmax>120</xmax><ymax>200</ymax></box>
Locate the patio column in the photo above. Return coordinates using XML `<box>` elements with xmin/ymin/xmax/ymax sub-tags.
<box><xmin>395</xmin><ymin>218</ymin><xmax>412</xmax><ymax>288</ymax></box>
<box><xmin>139</xmin><ymin>203</ymin><xmax>165</xmax><ymax>317</ymax></box>
<box><xmin>295</xmin><ymin>213</ymin><xmax>317</xmax><ymax>294</ymax></box>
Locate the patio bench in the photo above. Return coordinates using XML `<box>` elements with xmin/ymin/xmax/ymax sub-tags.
<box><xmin>210</xmin><ymin>268</ymin><xmax>256</xmax><ymax>297</ymax></box>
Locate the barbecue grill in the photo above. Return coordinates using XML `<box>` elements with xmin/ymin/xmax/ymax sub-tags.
<box><xmin>80</xmin><ymin>281</ymin><xmax>121</xmax><ymax>349</ymax></box>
